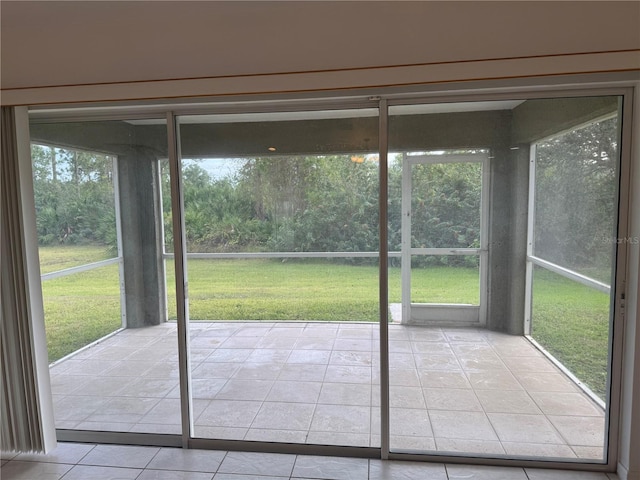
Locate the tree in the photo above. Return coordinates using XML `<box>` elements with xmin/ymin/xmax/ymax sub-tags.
<box><xmin>31</xmin><ymin>144</ymin><xmax>117</xmax><ymax>247</ymax></box>
<box><xmin>533</xmin><ymin>117</ymin><xmax>618</xmax><ymax>280</ymax></box>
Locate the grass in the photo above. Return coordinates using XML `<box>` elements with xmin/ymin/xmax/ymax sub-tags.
<box><xmin>39</xmin><ymin>246</ymin><xmax>611</xmax><ymax>398</ymax></box>
<box><xmin>531</xmin><ymin>267</ymin><xmax>610</xmax><ymax>398</ymax></box>
<box><xmin>41</xmin><ymin>264</ymin><xmax>122</xmax><ymax>362</ymax></box>
<box><xmin>166</xmin><ymin>259</ymin><xmax>479</xmax><ymax>322</ymax></box>
<box><xmin>38</xmin><ymin>244</ymin><xmax>114</xmax><ymax>274</ymax></box>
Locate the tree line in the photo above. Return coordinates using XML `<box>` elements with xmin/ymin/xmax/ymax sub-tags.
<box><xmin>31</xmin><ymin>117</ymin><xmax>618</xmax><ymax>273</ymax></box>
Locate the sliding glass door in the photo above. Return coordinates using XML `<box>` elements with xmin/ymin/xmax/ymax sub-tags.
<box><xmin>28</xmin><ymin>91</ymin><xmax>628</xmax><ymax>466</ymax></box>
<box><xmin>174</xmin><ymin>108</ymin><xmax>381</xmax><ymax>446</ymax></box>
<box><xmin>525</xmin><ymin>104</ymin><xmax>622</xmax><ymax>461</ymax></box>
<box><xmin>30</xmin><ymin>118</ymin><xmax>182</xmax><ymax>435</ymax></box>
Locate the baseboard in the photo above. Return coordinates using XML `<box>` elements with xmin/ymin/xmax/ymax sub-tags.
<box><xmin>617</xmin><ymin>461</ymin><xmax>637</xmax><ymax>480</ymax></box>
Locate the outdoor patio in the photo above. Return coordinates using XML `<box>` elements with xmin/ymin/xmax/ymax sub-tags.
<box><xmin>49</xmin><ymin>322</ymin><xmax>605</xmax><ymax>460</ymax></box>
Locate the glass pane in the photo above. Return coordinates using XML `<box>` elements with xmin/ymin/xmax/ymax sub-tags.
<box><xmin>410</xmin><ymin>161</ymin><xmax>481</xmax><ymax>249</ymax></box>
<box><xmin>387</xmin><ymin>96</ymin><xmax>620</xmax><ymax>462</ymax></box>
<box><xmin>31</xmin><ymin>119</ymin><xmax>179</xmax><ymax>434</ymax></box>
<box><xmin>533</xmin><ymin>116</ymin><xmax>619</xmax><ymax>283</ymax></box>
<box><xmin>178</xmin><ymin>109</ymin><xmax>380</xmax><ymax>447</ymax></box>
<box><xmin>531</xmin><ymin>266</ymin><xmax>610</xmax><ymax>399</ymax></box>
<box><xmin>411</xmin><ymin>257</ymin><xmax>480</xmax><ymax>305</ymax></box>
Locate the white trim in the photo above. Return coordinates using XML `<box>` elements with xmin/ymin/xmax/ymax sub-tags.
<box><xmin>400</xmin><ymin>153</ymin><xmax>489</xmax><ymax>325</ymax></box>
<box><xmin>112</xmin><ymin>157</ymin><xmax>127</xmax><ymax>328</ymax></box>
<box><xmin>40</xmin><ymin>257</ymin><xmax>119</xmax><ymax>281</ymax></box>
<box><xmin>524</xmin><ymin>143</ymin><xmax>536</xmax><ymax>335</ymax></box>
<box><xmin>400</xmin><ymin>152</ymin><xmax>411</xmax><ymax>323</ymax></box>
<box><xmin>167</xmin><ymin>112</ymin><xmax>193</xmax><ymax>448</ymax></box>
<box><xmin>378</xmin><ymin>98</ymin><xmax>390</xmax><ymax>461</ymax></box>
<box><xmin>6</xmin><ymin>51</ymin><xmax>638</xmax><ymax>106</ymax></box>
<box><xmin>528</xmin><ymin>255</ymin><xmax>611</xmax><ymax>294</ymax></box>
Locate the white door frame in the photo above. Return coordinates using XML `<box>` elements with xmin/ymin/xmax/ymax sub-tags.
<box><xmin>401</xmin><ymin>153</ymin><xmax>489</xmax><ymax>326</ymax></box>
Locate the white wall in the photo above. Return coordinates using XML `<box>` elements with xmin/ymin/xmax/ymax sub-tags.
<box><xmin>1</xmin><ymin>1</ymin><xmax>639</xmax><ymax>105</ymax></box>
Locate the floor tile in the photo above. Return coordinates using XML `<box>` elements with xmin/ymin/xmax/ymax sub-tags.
<box><xmin>466</xmin><ymin>370</ymin><xmax>523</xmax><ymax>390</ymax></box>
<box><xmin>44</xmin><ymin>322</ymin><xmax>607</xmax><ymax>462</ymax></box>
<box><xmin>193</xmin><ymin>426</ymin><xmax>247</xmax><ymax>440</ymax></box>
<box><xmin>49</xmin><ymin>374</ymin><xmax>90</xmax><ymax>395</ymax></box>
<box><xmin>423</xmin><ymin>388</ymin><xmax>481</xmax><ymax>411</ymax></box>
<box><xmin>311</xmin><ymin>405</ymin><xmax>371</xmax><ymax>434</ymax></box>
<box><xmin>234</xmin><ymin>363</ymin><xmax>284</xmax><ymax>380</ymax></box>
<box><xmin>287</xmin><ymin>350</ymin><xmax>331</xmax><ymax>364</ymax></box>
<box><xmin>217</xmin><ymin>451</ymin><xmax>295</xmax><ymax>476</ymax></box>
<box><xmin>197</xmin><ymin>400</ymin><xmax>262</xmax><ymax>428</ymax></box>
<box><xmin>435</xmin><ymin>438</ymin><xmax>505</xmax><ymax>455</ymax></box>
<box><xmin>319</xmin><ymin>383</ymin><xmax>372</xmax><ymax>406</ymax></box>
<box><xmin>146</xmin><ymin>447</ymin><xmax>225</xmax><ymax>472</ymax></box>
<box><xmin>213</xmin><ymin>473</ymin><xmax>283</xmax><ymax>480</ymax></box>
<box><xmin>305</xmin><ymin>431</ymin><xmax>370</xmax><ymax>447</ymax></box>
<box><xmin>530</xmin><ymin>392</ymin><xmax>603</xmax><ymax>416</ymax></box>
<box><xmin>572</xmin><ymin>445</ymin><xmax>605</xmax><ymax>459</ymax></box>
<box><xmin>502</xmin><ymin>442</ymin><xmax>576</xmax><ymax>458</ymax></box>
<box><xmin>79</xmin><ymin>444</ymin><xmax>159</xmax><ymax>468</ymax></box>
<box><xmin>294</xmin><ymin>336</ymin><xmax>336</xmax><ymax>350</ymax></box>
<box><xmin>0</xmin><ymin>460</ymin><xmax>72</xmax><ymax>479</ymax></box>
<box><xmin>547</xmin><ymin>415</ymin><xmax>605</xmax><ymax>447</ymax></box>
<box><xmin>388</xmin><ymin>353</ymin><xmax>417</xmax><ymax>369</ymax></box>
<box><xmin>251</xmin><ymin>402</ymin><xmax>316</xmax><ymax>430</ymax></box>
<box><xmin>389</xmin><ymin>408</ymin><xmax>433</xmax><ymax>437</ymax></box>
<box><xmin>292</xmin><ymin>455</ymin><xmax>369</xmax><ymax>480</ymax></box>
<box><xmin>414</xmin><ymin>353</ymin><xmax>461</xmax><ymax>370</ymax></box>
<box><xmin>138</xmin><ymin>469</ymin><xmax>214</xmax><ymax>479</ymax></box>
<box><xmin>419</xmin><ymin>370</ymin><xmax>471</xmax><ymax>389</ymax></box>
<box><xmin>324</xmin><ymin>365</ymin><xmax>371</xmax><ymax>384</ymax></box>
<box><xmin>59</xmin><ymin>464</ymin><xmax>142</xmax><ymax>479</ymax></box>
<box><xmin>244</xmin><ymin>428</ymin><xmax>308</xmax><ymax>443</ymax></box>
<box><xmin>215</xmin><ymin>379</ymin><xmax>274</xmax><ymax>401</ymax></box>
<box><xmin>278</xmin><ymin>364</ymin><xmax>327</xmax><ymax>382</ymax></box>
<box><xmin>266</xmin><ymin>380</ymin><xmax>322</xmax><ymax>403</ymax></box>
<box><xmin>129</xmin><ymin>423</ymin><xmax>180</xmax><ymax>434</ymax></box>
<box><xmin>15</xmin><ymin>442</ymin><xmax>95</xmax><ymax>464</ymax></box>
<box><xmin>446</xmin><ymin>464</ymin><xmax>527</xmax><ymax>479</ymax></box>
<box><xmin>488</xmin><ymin>413</ymin><xmax>565</xmax><ymax>444</ymax></box>
<box><xmin>329</xmin><ymin>351</ymin><xmax>373</xmax><ymax>366</ymax></box>
<box><xmin>475</xmin><ymin>389</ymin><xmax>541</xmax><ymax>414</ymax></box>
<box><xmin>388</xmin><ymin>386</ymin><xmax>426</xmax><ymax>409</ymax></box>
<box><xmin>429</xmin><ymin>411</ymin><xmax>497</xmax><ymax>441</ymax></box>
<box><xmin>370</xmin><ymin>459</ymin><xmax>447</xmax><ymax>479</ymax></box>
<box><xmin>388</xmin><ymin>435</ymin><xmax>436</xmax><ymax>451</ymax></box>
<box><xmin>513</xmin><ymin>372</ymin><xmax>577</xmax><ymax>392</ymax></box>
<box><xmin>204</xmin><ymin>349</ymin><xmax>253</xmax><ymax>363</ymax></box>
<box><xmin>388</xmin><ymin>369</ymin><xmax>421</xmax><ymax>387</ymax></box>
<box><xmin>525</xmin><ymin>468</ymin><xmax>611</xmax><ymax>479</ymax></box>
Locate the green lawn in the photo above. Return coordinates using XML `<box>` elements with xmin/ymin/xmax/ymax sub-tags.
<box><xmin>167</xmin><ymin>259</ymin><xmax>479</xmax><ymax>322</ymax></box>
<box><xmin>531</xmin><ymin>267</ymin><xmax>610</xmax><ymax>398</ymax></box>
<box><xmin>38</xmin><ymin>244</ymin><xmax>114</xmax><ymax>274</ymax></box>
<box><xmin>39</xmin><ymin>246</ymin><xmax>611</xmax><ymax>398</ymax></box>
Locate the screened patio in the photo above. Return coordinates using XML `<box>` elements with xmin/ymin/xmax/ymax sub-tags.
<box><xmin>31</xmin><ymin>93</ymin><xmax>622</xmax><ymax>465</ymax></box>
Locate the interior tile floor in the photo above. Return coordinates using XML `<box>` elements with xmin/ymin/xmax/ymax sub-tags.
<box><xmin>0</xmin><ymin>443</ymin><xmax>619</xmax><ymax>480</ymax></box>
<box><xmin>48</xmin><ymin>322</ymin><xmax>605</xmax><ymax>460</ymax></box>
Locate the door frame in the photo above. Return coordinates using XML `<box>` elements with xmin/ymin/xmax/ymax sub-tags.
<box><xmin>400</xmin><ymin>152</ymin><xmax>490</xmax><ymax>326</ymax></box>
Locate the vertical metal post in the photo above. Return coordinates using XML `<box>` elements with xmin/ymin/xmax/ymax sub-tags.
<box><xmin>524</xmin><ymin>144</ymin><xmax>537</xmax><ymax>336</ymax></box>
<box><xmin>479</xmin><ymin>154</ymin><xmax>490</xmax><ymax>327</ymax></box>
<box><xmin>378</xmin><ymin>99</ymin><xmax>390</xmax><ymax>460</ymax></box>
<box><xmin>401</xmin><ymin>152</ymin><xmax>411</xmax><ymax>322</ymax></box>
<box><xmin>111</xmin><ymin>156</ymin><xmax>127</xmax><ymax>328</ymax></box>
<box><xmin>166</xmin><ymin>112</ymin><xmax>192</xmax><ymax>448</ymax></box>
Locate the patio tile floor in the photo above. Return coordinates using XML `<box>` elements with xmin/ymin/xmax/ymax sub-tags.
<box><xmin>49</xmin><ymin>322</ymin><xmax>605</xmax><ymax>460</ymax></box>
